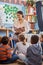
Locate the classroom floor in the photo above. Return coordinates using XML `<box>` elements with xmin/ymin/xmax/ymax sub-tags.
<box><xmin>0</xmin><ymin>61</ymin><xmax>43</xmax><ymax>65</ymax></box>
<box><xmin>0</xmin><ymin>63</ymin><xmax>43</xmax><ymax>65</ymax></box>
<box><xmin>0</xmin><ymin>60</ymin><xmax>25</xmax><ymax>65</ymax></box>
<box><xmin>0</xmin><ymin>63</ymin><xmax>25</xmax><ymax>65</ymax></box>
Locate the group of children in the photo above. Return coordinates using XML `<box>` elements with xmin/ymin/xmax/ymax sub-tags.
<box><xmin>0</xmin><ymin>33</ymin><xmax>43</xmax><ymax>65</ymax></box>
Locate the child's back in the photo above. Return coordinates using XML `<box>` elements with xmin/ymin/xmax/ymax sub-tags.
<box><xmin>0</xmin><ymin>36</ymin><xmax>12</xmax><ymax>61</ymax></box>
<box><xmin>27</xmin><ymin>44</ymin><xmax>42</xmax><ymax>65</ymax></box>
<box><xmin>0</xmin><ymin>36</ymin><xmax>19</xmax><ymax>64</ymax></box>
<box><xmin>26</xmin><ymin>35</ymin><xmax>42</xmax><ymax>65</ymax></box>
<box><xmin>0</xmin><ymin>44</ymin><xmax>12</xmax><ymax>61</ymax></box>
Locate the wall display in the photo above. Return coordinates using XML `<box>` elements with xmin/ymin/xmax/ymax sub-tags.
<box><xmin>0</xmin><ymin>2</ymin><xmax>25</xmax><ymax>28</ymax></box>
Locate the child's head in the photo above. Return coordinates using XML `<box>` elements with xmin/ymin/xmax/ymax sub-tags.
<box><xmin>40</xmin><ymin>34</ymin><xmax>43</xmax><ymax>42</ymax></box>
<box><xmin>31</xmin><ymin>35</ymin><xmax>39</xmax><ymax>44</ymax></box>
<box><xmin>18</xmin><ymin>34</ymin><xmax>27</xmax><ymax>45</ymax></box>
<box><xmin>1</xmin><ymin>36</ymin><xmax>9</xmax><ymax>45</ymax></box>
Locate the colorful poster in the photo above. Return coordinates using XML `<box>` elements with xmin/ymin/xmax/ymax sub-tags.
<box><xmin>0</xmin><ymin>2</ymin><xmax>25</xmax><ymax>28</ymax></box>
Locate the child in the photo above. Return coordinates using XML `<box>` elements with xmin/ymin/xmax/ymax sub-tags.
<box><xmin>15</xmin><ymin>34</ymin><xmax>29</xmax><ymax>60</ymax></box>
<box><xmin>0</xmin><ymin>36</ymin><xmax>18</xmax><ymax>64</ymax></box>
<box><xmin>26</xmin><ymin>35</ymin><xmax>42</xmax><ymax>65</ymax></box>
<box><xmin>40</xmin><ymin>34</ymin><xmax>43</xmax><ymax>55</ymax></box>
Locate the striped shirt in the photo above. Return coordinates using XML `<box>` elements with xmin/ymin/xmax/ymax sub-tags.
<box><xmin>0</xmin><ymin>44</ymin><xmax>13</xmax><ymax>61</ymax></box>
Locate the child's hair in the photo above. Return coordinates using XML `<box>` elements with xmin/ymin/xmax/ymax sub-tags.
<box><xmin>1</xmin><ymin>36</ymin><xmax>9</xmax><ymax>45</ymax></box>
<box><xmin>41</xmin><ymin>34</ymin><xmax>43</xmax><ymax>38</ymax></box>
<box><xmin>40</xmin><ymin>34</ymin><xmax>43</xmax><ymax>42</ymax></box>
<box><xmin>31</xmin><ymin>35</ymin><xmax>39</xmax><ymax>44</ymax></box>
<box><xmin>17</xmin><ymin>11</ymin><xmax>24</xmax><ymax>18</ymax></box>
<box><xmin>18</xmin><ymin>35</ymin><xmax>26</xmax><ymax>45</ymax></box>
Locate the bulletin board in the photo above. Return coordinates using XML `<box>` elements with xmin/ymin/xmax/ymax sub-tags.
<box><xmin>0</xmin><ymin>2</ymin><xmax>25</xmax><ymax>28</ymax></box>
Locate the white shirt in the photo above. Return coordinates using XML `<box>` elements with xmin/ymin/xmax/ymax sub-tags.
<box><xmin>14</xmin><ymin>19</ymin><xmax>30</xmax><ymax>34</ymax></box>
<box><xmin>15</xmin><ymin>41</ymin><xmax>29</xmax><ymax>55</ymax></box>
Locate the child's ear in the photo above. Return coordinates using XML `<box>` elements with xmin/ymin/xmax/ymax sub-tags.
<box><xmin>26</xmin><ymin>38</ymin><xmax>27</xmax><ymax>42</ymax></box>
<box><xmin>18</xmin><ymin>38</ymin><xmax>20</xmax><ymax>41</ymax></box>
<box><xmin>22</xmin><ymin>15</ymin><xmax>24</xmax><ymax>18</ymax></box>
<box><xmin>24</xmin><ymin>39</ymin><xmax>26</xmax><ymax>42</ymax></box>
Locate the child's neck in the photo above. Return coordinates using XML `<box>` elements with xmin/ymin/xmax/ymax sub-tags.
<box><xmin>3</xmin><ymin>44</ymin><xmax>7</xmax><ymax>45</ymax></box>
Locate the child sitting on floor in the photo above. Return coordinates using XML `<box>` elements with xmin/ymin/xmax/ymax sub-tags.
<box><xmin>40</xmin><ymin>34</ymin><xmax>43</xmax><ymax>55</ymax></box>
<box><xmin>17</xmin><ymin>35</ymin><xmax>42</xmax><ymax>65</ymax></box>
<box><xmin>0</xmin><ymin>36</ymin><xmax>19</xmax><ymax>64</ymax></box>
<box><xmin>25</xmin><ymin>35</ymin><xmax>42</xmax><ymax>65</ymax></box>
<box><xmin>15</xmin><ymin>34</ymin><xmax>29</xmax><ymax>61</ymax></box>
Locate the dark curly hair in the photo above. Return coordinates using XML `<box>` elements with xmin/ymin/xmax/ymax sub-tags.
<box><xmin>1</xmin><ymin>36</ymin><xmax>9</xmax><ymax>45</ymax></box>
<box><xmin>31</xmin><ymin>35</ymin><xmax>39</xmax><ymax>44</ymax></box>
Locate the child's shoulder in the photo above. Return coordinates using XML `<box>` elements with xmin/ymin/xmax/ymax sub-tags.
<box><xmin>27</xmin><ymin>45</ymin><xmax>33</xmax><ymax>50</ymax></box>
<box><xmin>3</xmin><ymin>44</ymin><xmax>11</xmax><ymax>49</ymax></box>
<box><xmin>6</xmin><ymin>45</ymin><xmax>11</xmax><ymax>48</ymax></box>
<box><xmin>16</xmin><ymin>42</ymin><xmax>23</xmax><ymax>46</ymax></box>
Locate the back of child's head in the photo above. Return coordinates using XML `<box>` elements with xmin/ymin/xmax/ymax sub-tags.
<box><xmin>31</xmin><ymin>35</ymin><xmax>39</xmax><ymax>44</ymax></box>
<box><xmin>1</xmin><ymin>36</ymin><xmax>9</xmax><ymax>45</ymax></box>
<box><xmin>18</xmin><ymin>34</ymin><xmax>25</xmax><ymax>41</ymax></box>
<box><xmin>18</xmin><ymin>34</ymin><xmax>26</xmax><ymax>45</ymax></box>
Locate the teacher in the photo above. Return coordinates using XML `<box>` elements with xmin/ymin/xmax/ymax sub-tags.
<box><xmin>14</xmin><ymin>11</ymin><xmax>30</xmax><ymax>34</ymax></box>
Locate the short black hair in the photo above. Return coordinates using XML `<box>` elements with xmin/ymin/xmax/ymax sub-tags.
<box><xmin>31</xmin><ymin>35</ymin><xmax>39</xmax><ymax>44</ymax></box>
<box><xmin>1</xmin><ymin>36</ymin><xmax>9</xmax><ymax>45</ymax></box>
<box><xmin>17</xmin><ymin>11</ymin><xmax>24</xmax><ymax>17</ymax></box>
